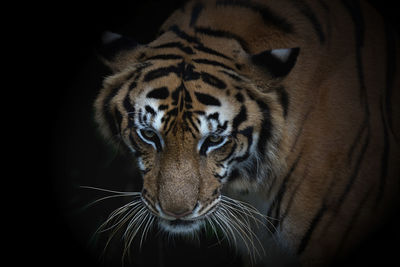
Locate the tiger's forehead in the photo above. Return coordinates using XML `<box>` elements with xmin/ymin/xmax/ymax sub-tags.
<box><xmin>122</xmin><ymin>45</ymin><xmax>252</xmax><ymax>138</ymax></box>
<box><xmin>133</xmin><ymin>77</ymin><xmax>237</xmax><ymax>137</ymax></box>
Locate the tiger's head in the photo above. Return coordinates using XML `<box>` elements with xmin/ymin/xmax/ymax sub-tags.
<box><xmin>94</xmin><ymin>28</ymin><xmax>299</xmax><ymax>234</ymax></box>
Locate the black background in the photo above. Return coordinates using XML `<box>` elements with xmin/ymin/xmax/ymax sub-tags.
<box><xmin>27</xmin><ymin>1</ymin><xmax>400</xmax><ymax>266</ymax></box>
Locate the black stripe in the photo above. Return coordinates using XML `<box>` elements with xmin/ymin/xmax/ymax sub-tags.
<box><xmin>288</xmin><ymin>0</ymin><xmax>325</xmax><ymax>43</ymax></box>
<box><xmin>207</xmin><ymin>112</ymin><xmax>219</xmax><ymax>121</ymax></box>
<box><xmin>336</xmin><ymin>0</ymin><xmax>371</xmax><ymax>209</ymax></box>
<box><xmin>193</xmin><ymin>58</ymin><xmax>235</xmax><ymax>71</ymax></box>
<box><xmin>201</xmin><ymin>72</ymin><xmax>227</xmax><ymax>89</ymax></box>
<box><xmin>279</xmin><ymin>166</ymin><xmax>308</xmax><ymax>228</ymax></box>
<box><xmin>145</xmin><ymin>105</ymin><xmax>156</xmax><ymax>116</ymax></box>
<box><xmin>152</xmin><ymin>41</ymin><xmax>194</xmax><ymax>55</ymax></box>
<box><xmin>123</xmin><ymin>94</ymin><xmax>135</xmax><ymax>128</ymax></box>
<box><xmin>183</xmin><ymin>83</ymin><xmax>193</xmax><ymax>104</ymax></box>
<box><xmin>335</xmin><ymin>185</ymin><xmax>373</xmax><ymax>256</ymax></box>
<box><xmin>182</xmin><ymin>63</ymin><xmax>201</xmax><ymax>81</ymax></box>
<box><xmin>158</xmin><ymin>104</ymin><xmax>169</xmax><ymax>111</ymax></box>
<box><xmin>190</xmin><ymin>2</ymin><xmax>204</xmax><ymax>27</ymax></box>
<box><xmin>297</xmin><ymin>204</ymin><xmax>327</xmax><ymax>254</ymax></box>
<box><xmin>169</xmin><ymin>25</ymin><xmax>201</xmax><ymax>44</ymax></box>
<box><xmin>200</xmin><ymin>136</ymin><xmax>225</xmax><ymax>156</ymax></box>
<box><xmin>341</xmin><ymin>0</ymin><xmax>366</xmax><ymax>101</ymax></box>
<box><xmin>128</xmin><ymin>80</ymin><xmax>137</xmax><ymax>92</ymax></box>
<box><xmin>377</xmin><ymin>100</ymin><xmax>389</xmax><ymax>204</ymax></box>
<box><xmin>347</xmin><ymin>117</ymin><xmax>368</xmax><ymax>163</ymax></box>
<box><xmin>194</xmin><ymin>110</ymin><xmax>206</xmax><ymax>115</ymax></box>
<box><xmin>219</xmin><ymin>142</ymin><xmax>237</xmax><ymax>163</ymax></box>
<box><xmin>143</xmin><ymin>66</ymin><xmax>180</xmax><ymax>82</ymax></box>
<box><xmin>138</xmin><ymin>108</ymin><xmax>143</xmax><ymax>125</ymax></box>
<box><xmin>115</xmin><ymin>108</ymin><xmax>123</xmax><ymax>133</ymax></box>
<box><xmin>184</xmin><ymin>111</ymin><xmax>200</xmax><ymax>133</ymax></box>
<box><xmin>147</xmin><ymin>87</ymin><xmax>170</xmax><ymax>100</ymax></box>
<box><xmin>266</xmin><ymin>153</ymin><xmax>301</xmax><ymax>228</ymax></box>
<box><xmin>219</xmin><ymin>121</ymin><xmax>228</xmax><ymax>132</ymax></box>
<box><xmin>342</xmin><ymin>0</ymin><xmax>364</xmax><ymax>46</ymax></box>
<box><xmin>127</xmin><ymin>63</ymin><xmax>151</xmax><ymax>93</ymax></box>
<box><xmin>103</xmin><ymin>85</ymin><xmax>123</xmax><ymax>136</ymax></box>
<box><xmin>219</xmin><ymin>70</ymin><xmax>243</xmax><ymax>82</ymax></box>
<box><xmin>340</xmin><ymin>128</ymin><xmax>370</xmax><ymax>204</ymax></box>
<box><xmin>229</xmin><ymin>127</ymin><xmax>253</xmax><ymax>163</ymax></box>
<box><xmin>235</xmin><ymin>92</ymin><xmax>244</xmax><ymax>103</ymax></box>
<box><xmin>216</xmin><ymin>0</ymin><xmax>294</xmax><ymax>33</ymax></box>
<box><xmin>171</xmin><ymin>83</ymin><xmax>182</xmax><ymax>106</ymax></box>
<box><xmin>147</xmin><ymin>54</ymin><xmax>184</xmax><ymax>60</ymax></box>
<box><xmin>256</xmin><ymin>100</ymin><xmax>272</xmax><ymax>157</ymax></box>
<box><xmin>384</xmin><ymin>20</ymin><xmax>397</xmax><ymax>136</ymax></box>
<box><xmin>214</xmin><ymin>172</ymin><xmax>227</xmax><ymax>180</ymax></box>
<box><xmin>232</xmin><ymin>106</ymin><xmax>247</xmax><ymax>130</ymax></box>
<box><xmin>128</xmin><ymin>134</ymin><xmax>142</xmax><ymax>157</ymax></box>
<box><xmin>194</xmin><ymin>91</ymin><xmax>221</xmax><ymax>106</ymax></box>
<box><xmin>142</xmin><ymin>168</ymin><xmax>151</xmax><ymax>175</ymax></box>
<box><xmin>290</xmin><ymin>106</ymin><xmax>313</xmax><ymax>152</ymax></box>
<box><xmin>338</xmin><ymin>0</ymin><xmax>370</xmax><ymax>209</ymax></box>
<box><xmin>275</xmin><ymin>86</ymin><xmax>289</xmax><ymax>117</ymax></box>
<box><xmin>194</xmin><ymin>26</ymin><xmax>249</xmax><ymax>52</ymax></box>
<box><xmin>193</xmin><ymin>44</ymin><xmax>233</xmax><ymax>60</ymax></box>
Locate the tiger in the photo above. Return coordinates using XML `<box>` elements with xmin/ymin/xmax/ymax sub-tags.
<box><xmin>93</xmin><ymin>0</ymin><xmax>400</xmax><ymax>265</ymax></box>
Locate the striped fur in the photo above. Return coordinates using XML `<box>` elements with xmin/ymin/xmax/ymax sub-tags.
<box><xmin>94</xmin><ymin>0</ymin><xmax>400</xmax><ymax>265</ymax></box>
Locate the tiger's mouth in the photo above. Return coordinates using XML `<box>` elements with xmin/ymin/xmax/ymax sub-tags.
<box><xmin>141</xmin><ymin>193</ymin><xmax>221</xmax><ymax>234</ymax></box>
<box><xmin>158</xmin><ymin>218</ymin><xmax>204</xmax><ymax>234</ymax></box>
<box><xmin>90</xmin><ymin>187</ymin><xmax>266</xmax><ymax>261</ymax></box>
<box><xmin>155</xmin><ymin>200</ymin><xmax>220</xmax><ymax>234</ymax></box>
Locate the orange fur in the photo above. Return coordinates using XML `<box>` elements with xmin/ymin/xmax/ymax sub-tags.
<box><xmin>94</xmin><ymin>0</ymin><xmax>400</xmax><ymax>265</ymax></box>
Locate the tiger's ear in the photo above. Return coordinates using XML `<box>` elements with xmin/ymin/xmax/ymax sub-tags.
<box><xmin>251</xmin><ymin>47</ymin><xmax>300</xmax><ymax>78</ymax></box>
<box><xmin>98</xmin><ymin>31</ymin><xmax>140</xmax><ymax>70</ymax></box>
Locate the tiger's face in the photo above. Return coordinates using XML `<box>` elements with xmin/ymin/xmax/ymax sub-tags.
<box><xmin>95</xmin><ymin>31</ymin><xmax>293</xmax><ymax>234</ymax></box>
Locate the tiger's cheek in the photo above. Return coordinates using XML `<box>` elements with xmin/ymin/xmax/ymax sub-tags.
<box><xmin>123</xmin><ymin>129</ymin><xmax>155</xmax><ymax>158</ymax></box>
<box><xmin>206</xmin><ymin>139</ymin><xmax>236</xmax><ymax>181</ymax></box>
<box><xmin>213</xmin><ymin>138</ymin><xmax>235</xmax><ymax>161</ymax></box>
<box><xmin>140</xmin><ymin>153</ymin><xmax>162</xmax><ymax>202</ymax></box>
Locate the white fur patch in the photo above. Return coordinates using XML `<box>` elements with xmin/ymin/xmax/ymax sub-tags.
<box><xmin>134</xmin><ymin>86</ymin><xmax>162</xmax><ymax>126</ymax></box>
<box><xmin>271</xmin><ymin>48</ymin><xmax>292</xmax><ymax>62</ymax></box>
<box><xmin>198</xmin><ymin>98</ymin><xmax>232</xmax><ymax>136</ymax></box>
<box><xmin>137</xmin><ymin>157</ymin><xmax>146</xmax><ymax>171</ymax></box>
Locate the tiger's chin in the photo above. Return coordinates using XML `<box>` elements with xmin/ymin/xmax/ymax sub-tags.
<box><xmin>158</xmin><ymin>218</ymin><xmax>204</xmax><ymax>234</ymax></box>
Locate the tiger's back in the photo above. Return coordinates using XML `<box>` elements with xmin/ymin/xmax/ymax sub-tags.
<box><xmin>94</xmin><ymin>0</ymin><xmax>400</xmax><ymax>265</ymax></box>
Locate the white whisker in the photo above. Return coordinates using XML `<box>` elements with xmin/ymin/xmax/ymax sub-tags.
<box><xmin>83</xmin><ymin>184</ymin><xmax>277</xmax><ymax>265</ymax></box>
<box><xmin>218</xmin><ymin>207</ymin><xmax>252</xmax><ymax>254</ymax></box>
<box><xmin>123</xmin><ymin>207</ymin><xmax>148</xmax><ymax>240</ymax></box>
<box><xmin>140</xmin><ymin>214</ymin><xmax>155</xmax><ymax>250</ymax></box>
<box><xmin>223</xmin><ymin>204</ymin><xmax>265</xmax><ymax>261</ymax></box>
<box><xmin>205</xmin><ymin>217</ymin><xmax>224</xmax><ymax>246</ymax></box>
<box><xmin>80</xmin><ymin>185</ymin><xmax>142</xmax><ymax>195</ymax></box>
<box><xmin>82</xmin><ymin>186</ymin><xmax>155</xmax><ymax>262</ymax></box>
<box><xmin>203</xmin><ymin>195</ymin><xmax>281</xmax><ymax>264</ymax></box>
<box><xmin>221</xmin><ymin>195</ymin><xmax>280</xmax><ymax>235</ymax></box>
<box><xmin>210</xmin><ymin>213</ymin><xmax>233</xmax><ymax>248</ymax></box>
<box><xmin>98</xmin><ymin>202</ymin><xmax>142</xmax><ymax>233</ymax></box>
<box><xmin>123</xmin><ymin>210</ymin><xmax>152</xmax><ymax>260</ymax></box>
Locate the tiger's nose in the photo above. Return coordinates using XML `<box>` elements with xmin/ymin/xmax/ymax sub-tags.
<box><xmin>163</xmin><ymin>209</ymin><xmax>193</xmax><ymax>219</ymax></box>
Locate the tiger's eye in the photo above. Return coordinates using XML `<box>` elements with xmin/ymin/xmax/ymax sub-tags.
<box><xmin>209</xmin><ymin>134</ymin><xmax>222</xmax><ymax>143</ymax></box>
<box><xmin>142</xmin><ymin>129</ymin><xmax>155</xmax><ymax>138</ymax></box>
